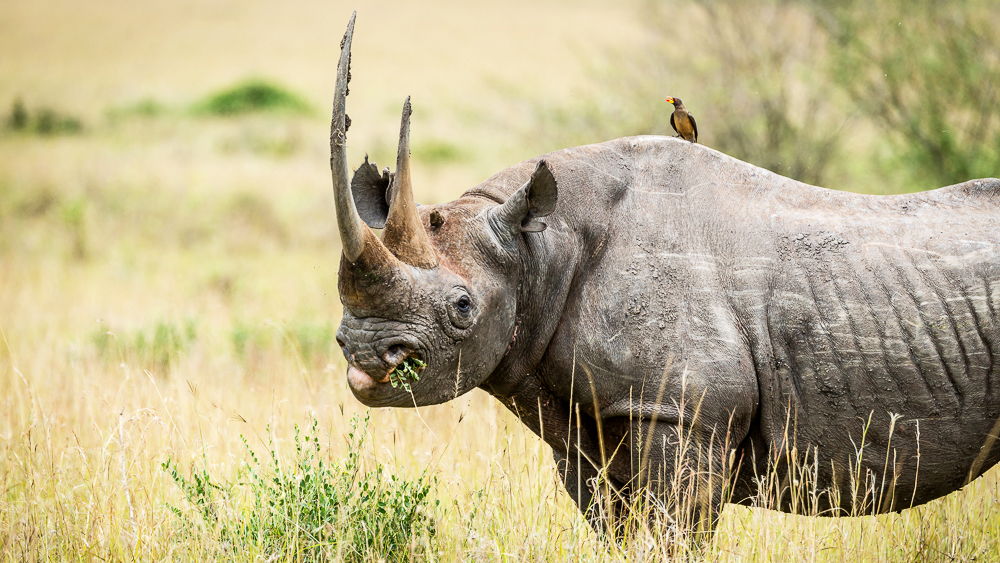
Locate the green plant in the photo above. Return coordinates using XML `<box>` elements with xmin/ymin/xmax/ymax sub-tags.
<box><xmin>7</xmin><ymin>97</ymin><xmax>28</xmax><ymax>130</ymax></box>
<box><xmin>389</xmin><ymin>357</ymin><xmax>425</xmax><ymax>392</ymax></box>
<box><xmin>683</xmin><ymin>0</ymin><xmax>845</xmax><ymax>186</ymax></box>
<box><xmin>33</xmin><ymin>108</ymin><xmax>84</xmax><ymax>134</ymax></box>
<box><xmin>164</xmin><ymin>415</ymin><xmax>439</xmax><ymax>562</ymax></box>
<box><xmin>195</xmin><ymin>79</ymin><xmax>313</xmax><ymax>116</ymax></box>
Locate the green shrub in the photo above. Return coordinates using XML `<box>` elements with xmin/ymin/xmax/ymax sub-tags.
<box><xmin>164</xmin><ymin>415</ymin><xmax>439</xmax><ymax>562</ymax></box>
<box><xmin>534</xmin><ymin>0</ymin><xmax>999</xmax><ymax>193</ymax></box>
<box><xmin>5</xmin><ymin>98</ymin><xmax>83</xmax><ymax>135</ymax></box>
<box><xmin>195</xmin><ymin>79</ymin><xmax>312</xmax><ymax>116</ymax></box>
<box><xmin>525</xmin><ymin>1</ymin><xmax>846</xmax><ymax>188</ymax></box>
<box><xmin>34</xmin><ymin>108</ymin><xmax>84</xmax><ymax>134</ymax></box>
<box><xmin>7</xmin><ymin>98</ymin><xmax>28</xmax><ymax>130</ymax></box>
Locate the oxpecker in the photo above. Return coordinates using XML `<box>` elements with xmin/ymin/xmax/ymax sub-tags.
<box><xmin>666</xmin><ymin>96</ymin><xmax>698</xmax><ymax>143</ymax></box>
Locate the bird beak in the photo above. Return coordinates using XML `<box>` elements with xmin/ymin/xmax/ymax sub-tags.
<box><xmin>665</xmin><ymin>97</ymin><xmax>673</xmax><ymax>103</ymax></box>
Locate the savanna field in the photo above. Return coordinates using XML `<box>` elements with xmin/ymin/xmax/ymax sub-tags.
<box><xmin>3</xmin><ymin>0</ymin><xmax>1000</xmax><ymax>561</ymax></box>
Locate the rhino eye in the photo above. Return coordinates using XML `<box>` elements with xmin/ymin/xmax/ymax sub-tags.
<box><xmin>456</xmin><ymin>295</ymin><xmax>471</xmax><ymax>315</ymax></box>
<box><xmin>446</xmin><ymin>287</ymin><xmax>475</xmax><ymax>330</ymax></box>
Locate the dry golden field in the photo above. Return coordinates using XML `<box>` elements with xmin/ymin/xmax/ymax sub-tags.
<box><xmin>2</xmin><ymin>1</ymin><xmax>1000</xmax><ymax>561</ymax></box>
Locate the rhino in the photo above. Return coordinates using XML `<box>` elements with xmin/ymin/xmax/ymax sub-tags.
<box><xmin>330</xmin><ymin>14</ymin><xmax>1000</xmax><ymax>535</ymax></box>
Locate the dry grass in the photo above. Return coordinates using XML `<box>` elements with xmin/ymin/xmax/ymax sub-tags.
<box><xmin>2</xmin><ymin>0</ymin><xmax>1000</xmax><ymax>561</ymax></box>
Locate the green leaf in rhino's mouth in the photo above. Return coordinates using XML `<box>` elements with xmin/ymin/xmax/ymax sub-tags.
<box><xmin>388</xmin><ymin>357</ymin><xmax>425</xmax><ymax>392</ymax></box>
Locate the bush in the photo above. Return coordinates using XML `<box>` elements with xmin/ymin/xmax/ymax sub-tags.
<box><xmin>164</xmin><ymin>415</ymin><xmax>439</xmax><ymax>562</ymax></box>
<box><xmin>5</xmin><ymin>98</ymin><xmax>84</xmax><ymax>135</ymax></box>
<box><xmin>817</xmin><ymin>0</ymin><xmax>1000</xmax><ymax>189</ymax></box>
<box><xmin>195</xmin><ymin>79</ymin><xmax>313</xmax><ymax>116</ymax></box>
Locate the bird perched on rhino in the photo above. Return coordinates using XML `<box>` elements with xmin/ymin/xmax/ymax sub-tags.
<box><xmin>665</xmin><ymin>96</ymin><xmax>698</xmax><ymax>143</ymax></box>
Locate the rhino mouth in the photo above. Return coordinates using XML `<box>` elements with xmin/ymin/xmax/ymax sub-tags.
<box><xmin>342</xmin><ymin>339</ymin><xmax>425</xmax><ymax>395</ymax></box>
<box><xmin>379</xmin><ymin>344</ymin><xmax>424</xmax><ymax>384</ymax></box>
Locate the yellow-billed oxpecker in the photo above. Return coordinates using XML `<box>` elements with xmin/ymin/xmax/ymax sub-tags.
<box><xmin>665</xmin><ymin>96</ymin><xmax>698</xmax><ymax>143</ymax></box>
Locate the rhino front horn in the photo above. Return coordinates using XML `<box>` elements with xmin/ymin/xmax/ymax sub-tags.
<box><xmin>329</xmin><ymin>12</ymin><xmax>398</xmax><ymax>272</ymax></box>
<box><xmin>381</xmin><ymin>97</ymin><xmax>439</xmax><ymax>269</ymax></box>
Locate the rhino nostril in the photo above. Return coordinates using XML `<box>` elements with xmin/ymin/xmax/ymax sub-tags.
<box><xmin>336</xmin><ymin>337</ymin><xmax>351</xmax><ymax>359</ymax></box>
<box><xmin>384</xmin><ymin>344</ymin><xmax>412</xmax><ymax>366</ymax></box>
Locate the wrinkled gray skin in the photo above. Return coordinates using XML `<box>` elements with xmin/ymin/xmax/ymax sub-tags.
<box><xmin>331</xmin><ymin>15</ymin><xmax>1000</xmax><ymax>535</ymax></box>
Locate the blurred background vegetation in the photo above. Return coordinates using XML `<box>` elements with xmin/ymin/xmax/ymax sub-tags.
<box><xmin>528</xmin><ymin>0</ymin><xmax>1000</xmax><ymax>194</ymax></box>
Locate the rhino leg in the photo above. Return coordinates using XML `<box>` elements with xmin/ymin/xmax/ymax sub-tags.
<box><xmin>552</xmin><ymin>413</ymin><xmax>736</xmax><ymax>539</ymax></box>
<box><xmin>622</xmin><ymin>419</ymin><xmax>735</xmax><ymax>538</ymax></box>
<box><xmin>552</xmin><ymin>449</ymin><xmax>630</xmax><ymax>537</ymax></box>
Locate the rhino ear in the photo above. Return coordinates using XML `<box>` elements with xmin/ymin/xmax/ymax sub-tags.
<box><xmin>350</xmin><ymin>155</ymin><xmax>393</xmax><ymax>229</ymax></box>
<box><xmin>490</xmin><ymin>160</ymin><xmax>558</xmax><ymax>237</ymax></box>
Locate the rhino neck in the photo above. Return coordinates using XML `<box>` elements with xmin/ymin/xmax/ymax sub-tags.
<box><xmin>479</xmin><ymin>215</ymin><xmax>581</xmax><ymax>399</ymax></box>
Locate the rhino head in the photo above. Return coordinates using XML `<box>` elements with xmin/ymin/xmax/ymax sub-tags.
<box><xmin>331</xmin><ymin>14</ymin><xmax>557</xmax><ymax>407</ymax></box>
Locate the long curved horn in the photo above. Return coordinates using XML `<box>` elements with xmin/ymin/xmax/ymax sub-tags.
<box><xmin>330</xmin><ymin>12</ymin><xmax>395</xmax><ymax>268</ymax></box>
<box><xmin>330</xmin><ymin>12</ymin><xmax>366</xmax><ymax>262</ymax></box>
<box><xmin>381</xmin><ymin>98</ymin><xmax>439</xmax><ymax>269</ymax></box>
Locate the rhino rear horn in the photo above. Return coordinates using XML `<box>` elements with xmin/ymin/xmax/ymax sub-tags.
<box><xmin>489</xmin><ymin>160</ymin><xmax>558</xmax><ymax>238</ymax></box>
<box><xmin>381</xmin><ymin>97</ymin><xmax>439</xmax><ymax>269</ymax></box>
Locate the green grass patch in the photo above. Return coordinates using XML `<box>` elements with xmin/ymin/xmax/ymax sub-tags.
<box><xmin>163</xmin><ymin>415</ymin><xmax>439</xmax><ymax>561</ymax></box>
<box><xmin>194</xmin><ymin>79</ymin><xmax>312</xmax><ymax>116</ymax></box>
<box><xmin>92</xmin><ymin>319</ymin><xmax>197</xmax><ymax>372</ymax></box>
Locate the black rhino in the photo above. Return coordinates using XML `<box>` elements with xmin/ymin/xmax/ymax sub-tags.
<box><xmin>330</xmin><ymin>14</ymin><xmax>1000</xmax><ymax>535</ymax></box>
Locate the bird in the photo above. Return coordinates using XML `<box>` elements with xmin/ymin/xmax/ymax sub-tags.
<box><xmin>665</xmin><ymin>97</ymin><xmax>698</xmax><ymax>143</ymax></box>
